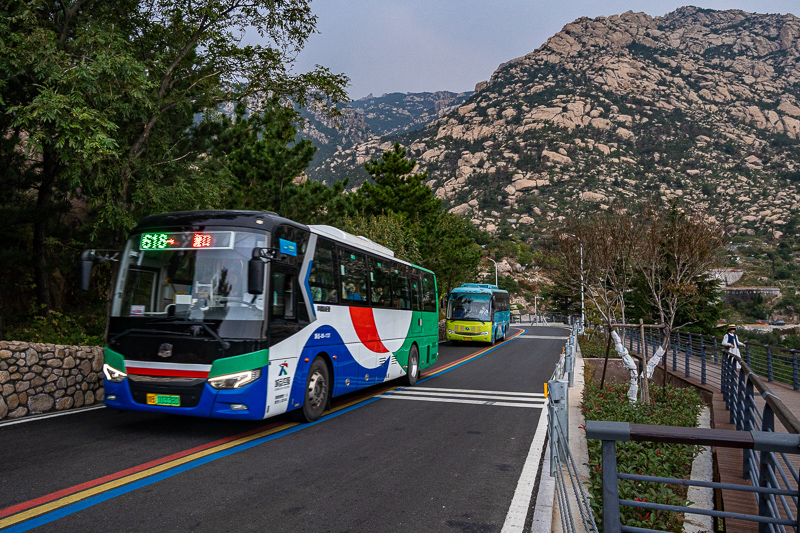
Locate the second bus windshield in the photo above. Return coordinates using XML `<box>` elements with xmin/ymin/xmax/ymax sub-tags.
<box><xmin>447</xmin><ymin>294</ymin><xmax>491</xmax><ymax>321</ymax></box>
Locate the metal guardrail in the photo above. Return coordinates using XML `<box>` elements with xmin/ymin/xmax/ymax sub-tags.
<box><xmin>587</xmin><ymin>420</ymin><xmax>800</xmax><ymax>533</ymax></box>
<box><xmin>623</xmin><ymin>327</ymin><xmax>800</xmax><ymax>391</ymax></box>
<box><xmin>548</xmin><ymin>323</ymin><xmax>599</xmax><ymax>533</ymax></box>
<box><xmin>596</xmin><ymin>326</ymin><xmax>800</xmax><ymax>531</ymax></box>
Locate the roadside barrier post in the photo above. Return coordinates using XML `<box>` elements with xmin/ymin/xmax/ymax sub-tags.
<box><xmin>548</xmin><ymin>378</ymin><xmax>569</xmax><ymax>473</ymax></box>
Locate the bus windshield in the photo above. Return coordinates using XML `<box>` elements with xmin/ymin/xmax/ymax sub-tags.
<box><xmin>447</xmin><ymin>293</ymin><xmax>491</xmax><ymax>321</ymax></box>
<box><xmin>111</xmin><ymin>230</ymin><xmax>267</xmax><ymax>321</ymax></box>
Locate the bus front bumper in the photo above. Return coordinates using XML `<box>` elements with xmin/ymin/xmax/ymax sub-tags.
<box><xmin>104</xmin><ymin>374</ymin><xmax>268</xmax><ymax>420</ymax></box>
<box><xmin>446</xmin><ymin>330</ymin><xmax>492</xmax><ymax>342</ymax></box>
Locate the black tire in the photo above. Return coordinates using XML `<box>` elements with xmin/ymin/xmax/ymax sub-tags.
<box><xmin>294</xmin><ymin>357</ymin><xmax>329</xmax><ymax>423</ymax></box>
<box><xmin>400</xmin><ymin>345</ymin><xmax>420</xmax><ymax>386</ymax></box>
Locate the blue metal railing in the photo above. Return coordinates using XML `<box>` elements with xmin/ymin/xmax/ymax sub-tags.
<box><xmin>587</xmin><ymin>420</ymin><xmax>800</xmax><ymax>533</ymax></box>
<box><xmin>592</xmin><ymin>326</ymin><xmax>800</xmax><ymax>532</ymax></box>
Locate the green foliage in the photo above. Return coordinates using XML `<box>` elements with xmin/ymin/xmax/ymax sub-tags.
<box><xmin>582</xmin><ymin>380</ymin><xmax>704</xmax><ymax>532</ymax></box>
<box><xmin>339</xmin><ymin>212</ymin><xmax>421</xmax><ymax>264</ymax></box>
<box><xmin>358</xmin><ymin>142</ymin><xmax>442</xmax><ymax>222</ymax></box>
<box><xmin>497</xmin><ymin>275</ymin><xmax>520</xmax><ymax>293</ymax></box>
<box><xmin>6</xmin><ymin>307</ymin><xmax>104</xmax><ymax>346</ymax></box>
<box><xmin>579</xmin><ymin>333</ymin><xmax>611</xmax><ymax>358</ymax></box>
<box><xmin>0</xmin><ymin>0</ymin><xmax>349</xmax><ymax>338</ymax></box>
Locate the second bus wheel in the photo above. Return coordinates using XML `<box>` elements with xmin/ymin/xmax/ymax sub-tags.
<box><xmin>400</xmin><ymin>345</ymin><xmax>420</xmax><ymax>386</ymax></box>
<box><xmin>295</xmin><ymin>357</ymin><xmax>329</xmax><ymax>422</ymax></box>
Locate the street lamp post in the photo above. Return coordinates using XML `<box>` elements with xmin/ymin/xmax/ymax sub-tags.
<box><xmin>565</xmin><ymin>234</ymin><xmax>585</xmax><ymax>332</ymax></box>
<box><xmin>486</xmin><ymin>257</ymin><xmax>498</xmax><ymax>286</ymax></box>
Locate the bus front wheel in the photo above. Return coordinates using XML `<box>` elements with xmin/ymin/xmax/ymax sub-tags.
<box><xmin>401</xmin><ymin>345</ymin><xmax>420</xmax><ymax>386</ymax></box>
<box><xmin>295</xmin><ymin>357</ymin><xmax>329</xmax><ymax>423</ymax></box>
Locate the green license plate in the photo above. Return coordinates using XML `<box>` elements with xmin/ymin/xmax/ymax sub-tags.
<box><xmin>146</xmin><ymin>393</ymin><xmax>180</xmax><ymax>406</ymax></box>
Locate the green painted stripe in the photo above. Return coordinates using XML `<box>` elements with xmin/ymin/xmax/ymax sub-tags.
<box><xmin>208</xmin><ymin>349</ymin><xmax>269</xmax><ymax>378</ymax></box>
<box><xmin>103</xmin><ymin>347</ymin><xmax>125</xmax><ymax>371</ymax></box>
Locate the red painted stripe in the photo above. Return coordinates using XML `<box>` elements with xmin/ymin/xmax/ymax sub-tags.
<box><xmin>349</xmin><ymin>307</ymin><xmax>389</xmax><ymax>353</ymax></box>
<box><xmin>125</xmin><ymin>368</ymin><xmax>209</xmax><ymax>378</ymax></box>
<box><xmin>0</xmin><ymin>423</ymin><xmax>281</xmax><ymax>519</ymax></box>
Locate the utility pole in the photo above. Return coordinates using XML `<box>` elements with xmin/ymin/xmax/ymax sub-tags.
<box><xmin>565</xmin><ymin>233</ymin><xmax>585</xmax><ymax>333</ymax></box>
<box><xmin>486</xmin><ymin>257</ymin><xmax>498</xmax><ymax>286</ymax></box>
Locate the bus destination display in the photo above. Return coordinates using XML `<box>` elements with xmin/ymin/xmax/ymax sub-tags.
<box><xmin>139</xmin><ymin>231</ymin><xmax>234</xmax><ymax>250</ymax></box>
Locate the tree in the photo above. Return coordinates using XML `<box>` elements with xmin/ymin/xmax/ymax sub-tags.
<box><xmin>419</xmin><ymin>212</ymin><xmax>482</xmax><ymax>297</ymax></box>
<box><xmin>196</xmin><ymin>99</ymin><xmax>354</xmax><ymax>223</ymax></box>
<box><xmin>339</xmin><ymin>212</ymin><xmax>421</xmax><ymax>264</ymax></box>
<box><xmin>0</xmin><ymin>0</ymin><xmax>348</xmax><ymax>316</ymax></box>
<box><xmin>358</xmin><ymin>143</ymin><xmax>442</xmax><ymax>222</ymax></box>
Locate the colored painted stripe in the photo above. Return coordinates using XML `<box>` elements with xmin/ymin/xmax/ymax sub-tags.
<box><xmin>0</xmin><ymin>401</ymin><xmax>379</xmax><ymax>532</ymax></box>
<box><xmin>0</xmin><ymin>330</ymin><xmax>524</xmax><ymax>531</ymax></box>
<box><xmin>123</xmin><ymin>361</ymin><xmax>212</xmax><ymax>372</ymax></box>
<box><xmin>420</xmin><ymin>328</ymin><xmax>523</xmax><ymax>380</ymax></box>
<box><xmin>0</xmin><ymin>421</ymin><xmax>285</xmax><ymax>520</ymax></box>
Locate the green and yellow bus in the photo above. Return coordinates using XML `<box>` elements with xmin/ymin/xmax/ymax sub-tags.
<box><xmin>444</xmin><ymin>283</ymin><xmax>510</xmax><ymax>344</ymax></box>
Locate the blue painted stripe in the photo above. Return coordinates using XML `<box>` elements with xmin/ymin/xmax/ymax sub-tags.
<box><xmin>5</xmin><ymin>399</ymin><xmax>380</xmax><ymax>533</ymax></box>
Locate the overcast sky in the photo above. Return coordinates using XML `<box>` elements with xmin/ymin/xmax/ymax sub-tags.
<box><xmin>290</xmin><ymin>1</ymin><xmax>798</xmax><ymax>101</ymax></box>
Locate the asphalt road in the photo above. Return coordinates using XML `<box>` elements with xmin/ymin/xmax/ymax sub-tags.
<box><xmin>0</xmin><ymin>325</ymin><xmax>568</xmax><ymax>533</ymax></box>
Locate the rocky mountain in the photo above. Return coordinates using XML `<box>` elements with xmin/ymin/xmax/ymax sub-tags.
<box><xmin>307</xmin><ymin>7</ymin><xmax>800</xmax><ymax>240</ymax></box>
<box><xmin>300</xmin><ymin>91</ymin><xmax>471</xmax><ymax>171</ymax></box>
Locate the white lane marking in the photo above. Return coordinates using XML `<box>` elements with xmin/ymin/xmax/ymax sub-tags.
<box><xmin>518</xmin><ymin>335</ymin><xmax>568</xmax><ymax>340</ymax></box>
<box><xmin>387</xmin><ymin>390</ymin><xmax>546</xmax><ymax>403</ymax></box>
<box><xmin>379</xmin><ymin>395</ymin><xmax>545</xmax><ymax>408</ymax></box>
<box><xmin>412</xmin><ymin>387</ymin><xmax>545</xmax><ymax>398</ymax></box>
<box><xmin>501</xmin><ymin>400</ymin><xmax>550</xmax><ymax>533</ymax></box>
<box><xmin>0</xmin><ymin>405</ymin><xmax>106</xmax><ymax>427</ymax></box>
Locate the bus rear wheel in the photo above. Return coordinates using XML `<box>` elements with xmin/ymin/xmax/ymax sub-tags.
<box><xmin>401</xmin><ymin>345</ymin><xmax>420</xmax><ymax>386</ymax></box>
<box><xmin>295</xmin><ymin>357</ymin><xmax>329</xmax><ymax>423</ymax></box>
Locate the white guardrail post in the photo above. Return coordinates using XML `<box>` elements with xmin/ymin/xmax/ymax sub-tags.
<box><xmin>548</xmin><ymin>378</ymin><xmax>569</xmax><ymax>473</ymax></box>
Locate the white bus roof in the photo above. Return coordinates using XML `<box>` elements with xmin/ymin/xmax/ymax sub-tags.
<box><xmin>309</xmin><ymin>225</ymin><xmax>397</xmax><ymax>260</ymax></box>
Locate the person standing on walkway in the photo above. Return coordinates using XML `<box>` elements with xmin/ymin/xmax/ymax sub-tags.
<box><xmin>722</xmin><ymin>324</ymin><xmax>743</xmax><ymax>358</ymax></box>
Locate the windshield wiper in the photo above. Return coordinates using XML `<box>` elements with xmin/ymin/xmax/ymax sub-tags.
<box><xmin>147</xmin><ymin>318</ymin><xmax>230</xmax><ymax>349</ymax></box>
<box><xmin>110</xmin><ymin>328</ymin><xmax>191</xmax><ymax>345</ymax></box>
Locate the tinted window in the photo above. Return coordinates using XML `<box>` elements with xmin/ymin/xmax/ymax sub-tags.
<box><xmin>339</xmin><ymin>248</ymin><xmax>368</xmax><ymax>304</ymax></box>
<box><xmin>369</xmin><ymin>258</ymin><xmax>392</xmax><ymax>308</ymax></box>
<box><xmin>310</xmin><ymin>239</ymin><xmax>338</xmax><ymax>304</ymax></box>
<box><xmin>391</xmin><ymin>266</ymin><xmax>411</xmax><ymax>310</ymax></box>
<box><xmin>422</xmin><ymin>273</ymin><xmax>437</xmax><ymax>312</ymax></box>
<box><xmin>409</xmin><ymin>274</ymin><xmax>422</xmax><ymax>311</ymax></box>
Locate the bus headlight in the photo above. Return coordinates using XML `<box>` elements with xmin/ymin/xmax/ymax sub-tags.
<box><xmin>208</xmin><ymin>369</ymin><xmax>262</xmax><ymax>389</ymax></box>
<box><xmin>103</xmin><ymin>364</ymin><xmax>127</xmax><ymax>383</ymax></box>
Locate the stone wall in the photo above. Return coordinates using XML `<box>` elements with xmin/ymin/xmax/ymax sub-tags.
<box><xmin>0</xmin><ymin>341</ymin><xmax>104</xmax><ymax>420</ymax></box>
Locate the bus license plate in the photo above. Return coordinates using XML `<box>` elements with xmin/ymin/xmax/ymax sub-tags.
<box><xmin>146</xmin><ymin>393</ymin><xmax>180</xmax><ymax>406</ymax></box>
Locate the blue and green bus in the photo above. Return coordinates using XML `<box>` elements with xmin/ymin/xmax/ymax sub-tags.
<box><xmin>444</xmin><ymin>283</ymin><xmax>511</xmax><ymax>344</ymax></box>
<box><xmin>78</xmin><ymin>210</ymin><xmax>439</xmax><ymax>422</ymax></box>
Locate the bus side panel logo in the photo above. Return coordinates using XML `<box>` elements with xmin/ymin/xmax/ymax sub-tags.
<box><xmin>279</xmin><ymin>362</ymin><xmax>289</xmax><ymax>376</ymax></box>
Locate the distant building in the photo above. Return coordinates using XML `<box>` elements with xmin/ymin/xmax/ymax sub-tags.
<box><xmin>709</xmin><ymin>268</ymin><xmax>744</xmax><ymax>286</ymax></box>
<box><xmin>721</xmin><ymin>286</ymin><xmax>781</xmax><ymax>302</ymax></box>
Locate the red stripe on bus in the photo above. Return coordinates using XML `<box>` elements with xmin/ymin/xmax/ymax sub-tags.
<box><xmin>125</xmin><ymin>368</ymin><xmax>209</xmax><ymax>378</ymax></box>
<box><xmin>349</xmin><ymin>307</ymin><xmax>390</xmax><ymax>353</ymax></box>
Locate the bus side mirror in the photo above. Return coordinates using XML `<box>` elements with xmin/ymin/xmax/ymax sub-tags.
<box><xmin>77</xmin><ymin>251</ymin><xmax>94</xmax><ymax>291</ymax></box>
<box><xmin>248</xmin><ymin>252</ymin><xmax>265</xmax><ymax>295</ymax></box>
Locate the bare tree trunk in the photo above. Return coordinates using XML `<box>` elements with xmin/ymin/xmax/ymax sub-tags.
<box><xmin>600</xmin><ymin>325</ymin><xmax>613</xmax><ymax>389</ymax></box>
<box><xmin>640</xmin><ymin>319</ymin><xmax>650</xmax><ymax>403</ymax></box>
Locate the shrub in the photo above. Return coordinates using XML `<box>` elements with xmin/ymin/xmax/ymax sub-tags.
<box><xmin>582</xmin><ymin>380</ymin><xmax>704</xmax><ymax>532</ymax></box>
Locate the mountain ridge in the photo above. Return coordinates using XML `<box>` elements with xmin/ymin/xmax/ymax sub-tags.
<box><xmin>306</xmin><ymin>6</ymin><xmax>800</xmax><ymax>240</ymax></box>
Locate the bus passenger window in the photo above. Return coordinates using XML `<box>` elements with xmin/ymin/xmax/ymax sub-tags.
<box><xmin>422</xmin><ymin>273</ymin><xmax>437</xmax><ymax>312</ymax></box>
<box><xmin>339</xmin><ymin>248</ymin><xmax>367</xmax><ymax>304</ymax></box>
<box><xmin>391</xmin><ymin>268</ymin><xmax>411</xmax><ymax>310</ymax></box>
<box><xmin>369</xmin><ymin>259</ymin><xmax>392</xmax><ymax>308</ymax></box>
<box><xmin>410</xmin><ymin>276</ymin><xmax>421</xmax><ymax>311</ymax></box>
<box><xmin>310</xmin><ymin>239</ymin><xmax>337</xmax><ymax>304</ymax></box>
